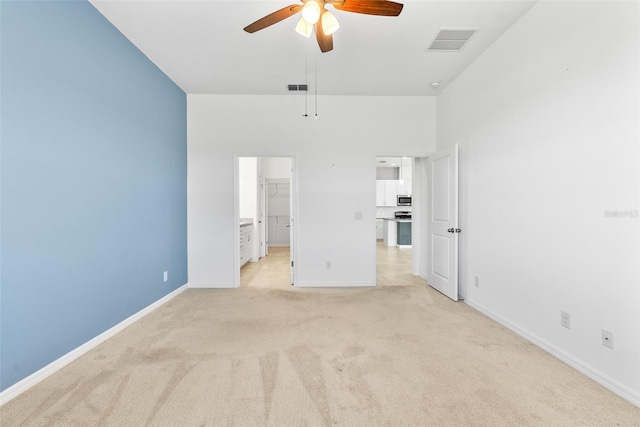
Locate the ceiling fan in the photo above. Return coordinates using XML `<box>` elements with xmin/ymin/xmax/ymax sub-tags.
<box><xmin>243</xmin><ymin>0</ymin><xmax>404</xmax><ymax>53</ymax></box>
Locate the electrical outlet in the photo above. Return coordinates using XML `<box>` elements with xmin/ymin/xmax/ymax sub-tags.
<box><xmin>325</xmin><ymin>261</ymin><xmax>332</xmax><ymax>270</ymax></box>
<box><xmin>474</xmin><ymin>276</ymin><xmax>480</xmax><ymax>288</ymax></box>
<box><xmin>163</xmin><ymin>271</ymin><xmax>168</xmax><ymax>282</ymax></box>
<box><xmin>602</xmin><ymin>329</ymin><xmax>614</xmax><ymax>349</ymax></box>
<box><xmin>561</xmin><ymin>311</ymin><xmax>571</xmax><ymax>329</ymax></box>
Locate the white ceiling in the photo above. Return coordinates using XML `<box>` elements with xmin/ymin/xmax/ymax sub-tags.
<box><xmin>89</xmin><ymin>0</ymin><xmax>537</xmax><ymax>96</ymax></box>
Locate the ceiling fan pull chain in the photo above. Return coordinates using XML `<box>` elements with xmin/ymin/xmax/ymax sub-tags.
<box><xmin>303</xmin><ymin>52</ymin><xmax>309</xmax><ymax>117</ymax></box>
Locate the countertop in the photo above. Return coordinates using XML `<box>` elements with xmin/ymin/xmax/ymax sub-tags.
<box><xmin>240</xmin><ymin>218</ymin><xmax>253</xmax><ymax>227</ymax></box>
<box><xmin>379</xmin><ymin>217</ymin><xmax>412</xmax><ymax>222</ymax></box>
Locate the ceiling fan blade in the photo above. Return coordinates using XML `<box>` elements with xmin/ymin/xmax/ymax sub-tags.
<box><xmin>243</xmin><ymin>4</ymin><xmax>302</xmax><ymax>33</ymax></box>
<box><xmin>315</xmin><ymin>20</ymin><xmax>333</xmax><ymax>53</ymax></box>
<box><xmin>330</xmin><ymin>0</ymin><xmax>403</xmax><ymax>16</ymax></box>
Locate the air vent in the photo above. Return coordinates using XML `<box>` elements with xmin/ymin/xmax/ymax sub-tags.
<box><xmin>287</xmin><ymin>84</ymin><xmax>308</xmax><ymax>91</ymax></box>
<box><xmin>427</xmin><ymin>29</ymin><xmax>477</xmax><ymax>52</ymax></box>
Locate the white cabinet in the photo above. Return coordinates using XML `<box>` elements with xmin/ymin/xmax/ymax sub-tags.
<box><xmin>376</xmin><ymin>180</ymin><xmax>398</xmax><ymax>206</ymax></box>
<box><xmin>398</xmin><ymin>158</ymin><xmax>412</xmax><ymax>196</ymax></box>
<box><xmin>376</xmin><ymin>181</ymin><xmax>386</xmax><ymax>206</ymax></box>
<box><xmin>385</xmin><ymin>180</ymin><xmax>398</xmax><ymax>205</ymax></box>
<box><xmin>376</xmin><ymin>219</ymin><xmax>384</xmax><ymax>240</ymax></box>
<box><xmin>397</xmin><ymin>179</ymin><xmax>412</xmax><ymax>196</ymax></box>
<box><xmin>382</xmin><ymin>219</ymin><xmax>397</xmax><ymax>246</ymax></box>
<box><xmin>240</xmin><ymin>224</ymin><xmax>254</xmax><ymax>267</ymax></box>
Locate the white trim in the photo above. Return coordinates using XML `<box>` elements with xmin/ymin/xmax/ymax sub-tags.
<box><xmin>295</xmin><ymin>281</ymin><xmax>374</xmax><ymax>288</ymax></box>
<box><xmin>233</xmin><ymin>153</ymin><xmax>241</xmax><ymax>288</ymax></box>
<box><xmin>371</xmin><ymin>153</ymin><xmax>378</xmax><ymax>288</ymax></box>
<box><xmin>289</xmin><ymin>156</ymin><xmax>298</xmax><ymax>286</ymax></box>
<box><xmin>235</xmin><ymin>153</ymin><xmax>298</xmax><ymax>287</ymax></box>
<box><xmin>187</xmin><ymin>282</ymin><xmax>235</xmax><ymax>289</ymax></box>
<box><xmin>0</xmin><ymin>284</ymin><xmax>188</xmax><ymax>407</ymax></box>
<box><xmin>465</xmin><ymin>299</ymin><xmax>640</xmax><ymax>408</ymax></box>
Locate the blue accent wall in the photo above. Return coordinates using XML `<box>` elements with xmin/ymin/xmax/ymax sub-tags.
<box><xmin>0</xmin><ymin>1</ymin><xmax>187</xmax><ymax>391</ymax></box>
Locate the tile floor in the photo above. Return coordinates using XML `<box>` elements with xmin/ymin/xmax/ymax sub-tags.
<box><xmin>240</xmin><ymin>242</ymin><xmax>427</xmax><ymax>288</ymax></box>
<box><xmin>240</xmin><ymin>246</ymin><xmax>292</xmax><ymax>289</ymax></box>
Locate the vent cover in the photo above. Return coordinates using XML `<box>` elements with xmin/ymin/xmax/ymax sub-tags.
<box><xmin>427</xmin><ymin>29</ymin><xmax>477</xmax><ymax>51</ymax></box>
<box><xmin>287</xmin><ymin>84</ymin><xmax>308</xmax><ymax>91</ymax></box>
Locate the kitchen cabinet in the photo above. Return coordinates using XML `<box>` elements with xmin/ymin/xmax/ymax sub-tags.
<box><xmin>398</xmin><ymin>158</ymin><xmax>412</xmax><ymax>196</ymax></box>
<box><xmin>397</xmin><ymin>221</ymin><xmax>412</xmax><ymax>247</ymax></box>
<box><xmin>240</xmin><ymin>224</ymin><xmax>254</xmax><ymax>267</ymax></box>
<box><xmin>382</xmin><ymin>219</ymin><xmax>412</xmax><ymax>247</ymax></box>
<box><xmin>385</xmin><ymin>180</ymin><xmax>399</xmax><ymax>205</ymax></box>
<box><xmin>397</xmin><ymin>179</ymin><xmax>412</xmax><ymax>196</ymax></box>
<box><xmin>376</xmin><ymin>180</ymin><xmax>399</xmax><ymax>206</ymax></box>
<box><xmin>376</xmin><ymin>181</ymin><xmax>386</xmax><ymax>206</ymax></box>
<box><xmin>382</xmin><ymin>219</ymin><xmax>397</xmax><ymax>246</ymax></box>
<box><xmin>376</xmin><ymin>219</ymin><xmax>384</xmax><ymax>240</ymax></box>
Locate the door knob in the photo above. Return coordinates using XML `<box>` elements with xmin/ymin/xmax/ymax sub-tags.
<box><xmin>448</xmin><ymin>228</ymin><xmax>454</xmax><ymax>233</ymax></box>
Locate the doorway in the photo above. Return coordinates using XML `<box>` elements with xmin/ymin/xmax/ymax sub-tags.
<box><xmin>237</xmin><ymin>156</ymin><xmax>296</xmax><ymax>288</ymax></box>
<box><xmin>266</xmin><ymin>179</ymin><xmax>291</xmax><ymax>250</ymax></box>
<box><xmin>375</xmin><ymin>156</ymin><xmax>413</xmax><ymax>284</ymax></box>
<box><xmin>375</xmin><ymin>155</ymin><xmax>428</xmax><ymax>285</ymax></box>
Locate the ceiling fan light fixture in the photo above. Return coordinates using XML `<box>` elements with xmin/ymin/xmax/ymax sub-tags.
<box><xmin>301</xmin><ymin>0</ymin><xmax>321</xmax><ymax>24</ymax></box>
<box><xmin>295</xmin><ymin>17</ymin><xmax>313</xmax><ymax>38</ymax></box>
<box><xmin>321</xmin><ymin>11</ymin><xmax>340</xmax><ymax>35</ymax></box>
<box><xmin>243</xmin><ymin>0</ymin><xmax>404</xmax><ymax>53</ymax></box>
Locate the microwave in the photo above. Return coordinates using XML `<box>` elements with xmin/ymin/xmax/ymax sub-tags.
<box><xmin>397</xmin><ymin>195</ymin><xmax>412</xmax><ymax>206</ymax></box>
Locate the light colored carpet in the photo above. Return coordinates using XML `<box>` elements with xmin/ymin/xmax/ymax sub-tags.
<box><xmin>2</xmin><ymin>246</ymin><xmax>639</xmax><ymax>426</ymax></box>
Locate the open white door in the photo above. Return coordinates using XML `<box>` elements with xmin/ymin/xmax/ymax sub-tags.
<box><xmin>427</xmin><ymin>144</ymin><xmax>459</xmax><ymax>301</ymax></box>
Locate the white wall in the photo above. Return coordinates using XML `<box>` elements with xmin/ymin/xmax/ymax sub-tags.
<box><xmin>188</xmin><ymin>95</ymin><xmax>435</xmax><ymax>287</ymax></box>
<box><xmin>437</xmin><ymin>1</ymin><xmax>640</xmax><ymax>404</ymax></box>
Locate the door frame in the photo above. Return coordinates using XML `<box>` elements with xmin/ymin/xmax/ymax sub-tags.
<box><xmin>233</xmin><ymin>154</ymin><xmax>298</xmax><ymax>288</ymax></box>
<box><xmin>373</xmin><ymin>153</ymin><xmax>431</xmax><ymax>284</ymax></box>
<box><xmin>259</xmin><ymin>173</ymin><xmax>266</xmax><ymax>259</ymax></box>
<box><xmin>265</xmin><ymin>178</ymin><xmax>291</xmax><ymax>249</ymax></box>
<box><xmin>412</xmin><ymin>156</ymin><xmax>429</xmax><ymax>278</ymax></box>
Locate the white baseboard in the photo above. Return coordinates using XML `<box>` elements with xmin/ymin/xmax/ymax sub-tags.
<box><xmin>295</xmin><ymin>281</ymin><xmax>374</xmax><ymax>288</ymax></box>
<box><xmin>465</xmin><ymin>299</ymin><xmax>640</xmax><ymax>408</ymax></box>
<box><xmin>187</xmin><ymin>282</ymin><xmax>235</xmax><ymax>289</ymax></box>
<box><xmin>0</xmin><ymin>284</ymin><xmax>188</xmax><ymax>407</ymax></box>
